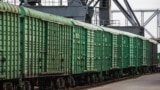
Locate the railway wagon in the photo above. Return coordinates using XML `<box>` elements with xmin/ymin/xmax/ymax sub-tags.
<box><xmin>0</xmin><ymin>2</ymin><xmax>21</xmax><ymax>88</ymax></box>
<box><xmin>20</xmin><ymin>6</ymin><xmax>76</xmax><ymax>89</ymax></box>
<box><xmin>150</xmin><ymin>40</ymin><xmax>158</xmax><ymax>72</ymax></box>
<box><xmin>128</xmin><ymin>33</ymin><xmax>138</xmax><ymax>74</ymax></box>
<box><xmin>120</xmin><ymin>32</ymin><xmax>138</xmax><ymax>75</ymax></box>
<box><xmin>0</xmin><ymin>2</ymin><xmax>158</xmax><ymax>90</ymax></box>
<box><xmin>157</xmin><ymin>53</ymin><xmax>160</xmax><ymax>67</ymax></box>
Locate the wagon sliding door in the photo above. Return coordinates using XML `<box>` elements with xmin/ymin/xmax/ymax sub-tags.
<box><xmin>24</xmin><ymin>17</ymin><xmax>46</xmax><ymax>77</ymax></box>
<box><xmin>94</xmin><ymin>30</ymin><xmax>103</xmax><ymax>71</ymax></box>
<box><xmin>103</xmin><ymin>32</ymin><xmax>112</xmax><ymax>71</ymax></box>
<box><xmin>47</xmin><ymin>23</ymin><xmax>72</xmax><ymax>74</ymax></box>
<box><xmin>72</xmin><ymin>26</ymin><xmax>87</xmax><ymax>74</ymax></box>
<box><xmin>137</xmin><ymin>38</ymin><xmax>143</xmax><ymax>67</ymax></box>
<box><xmin>122</xmin><ymin>35</ymin><xmax>130</xmax><ymax>69</ymax></box>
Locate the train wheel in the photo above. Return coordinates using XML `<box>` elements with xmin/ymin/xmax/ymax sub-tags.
<box><xmin>130</xmin><ymin>68</ymin><xmax>136</xmax><ymax>76</ymax></box>
<box><xmin>22</xmin><ymin>81</ymin><xmax>31</xmax><ymax>90</ymax></box>
<box><xmin>143</xmin><ymin>68</ymin><xmax>147</xmax><ymax>74</ymax></box>
<box><xmin>50</xmin><ymin>80</ymin><xmax>56</xmax><ymax>90</ymax></box>
<box><xmin>56</xmin><ymin>78</ymin><xmax>65</xmax><ymax>89</ymax></box>
<box><xmin>13</xmin><ymin>84</ymin><xmax>17</xmax><ymax>90</ymax></box>
<box><xmin>98</xmin><ymin>74</ymin><xmax>104</xmax><ymax>82</ymax></box>
<box><xmin>67</xmin><ymin>76</ymin><xmax>75</xmax><ymax>87</ymax></box>
<box><xmin>87</xmin><ymin>76</ymin><xmax>91</xmax><ymax>85</ymax></box>
<box><xmin>114</xmin><ymin>71</ymin><xmax>119</xmax><ymax>79</ymax></box>
<box><xmin>3</xmin><ymin>82</ymin><xmax>13</xmax><ymax>90</ymax></box>
<box><xmin>91</xmin><ymin>74</ymin><xmax>97</xmax><ymax>84</ymax></box>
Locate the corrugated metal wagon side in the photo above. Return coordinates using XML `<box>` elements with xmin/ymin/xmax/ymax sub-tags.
<box><xmin>20</xmin><ymin>7</ymin><xmax>47</xmax><ymax>77</ymax></box>
<box><xmin>102</xmin><ymin>28</ymin><xmax>122</xmax><ymax>78</ymax></box>
<box><xmin>20</xmin><ymin>6</ymin><xmax>76</xmax><ymax>89</ymax></box>
<box><xmin>119</xmin><ymin>34</ymin><xmax>130</xmax><ymax>73</ymax></box>
<box><xmin>122</xmin><ymin>35</ymin><xmax>130</xmax><ymax>68</ymax></box>
<box><xmin>132</xmin><ymin>37</ymin><xmax>138</xmax><ymax>68</ymax></box>
<box><xmin>20</xmin><ymin>6</ymin><xmax>74</xmax><ymax>76</ymax></box>
<box><xmin>0</xmin><ymin>2</ymin><xmax>21</xmax><ymax>81</ymax></box>
<box><xmin>102</xmin><ymin>30</ymin><xmax>112</xmax><ymax>72</ymax></box>
<box><xmin>93</xmin><ymin>29</ymin><xmax>103</xmax><ymax>72</ymax></box>
<box><xmin>47</xmin><ymin>17</ymin><xmax>73</xmax><ymax>75</ymax></box>
<box><xmin>150</xmin><ymin>40</ymin><xmax>158</xmax><ymax>72</ymax></box>
<box><xmin>137</xmin><ymin>38</ymin><xmax>143</xmax><ymax>69</ymax></box>
<box><xmin>157</xmin><ymin>53</ymin><xmax>160</xmax><ymax>66</ymax></box>
<box><xmin>70</xmin><ymin>20</ymin><xmax>87</xmax><ymax>74</ymax></box>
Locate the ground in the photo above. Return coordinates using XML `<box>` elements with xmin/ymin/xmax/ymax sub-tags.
<box><xmin>88</xmin><ymin>73</ymin><xmax>160</xmax><ymax>90</ymax></box>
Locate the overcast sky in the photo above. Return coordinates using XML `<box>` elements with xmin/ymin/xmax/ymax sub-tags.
<box><xmin>111</xmin><ymin>0</ymin><xmax>160</xmax><ymax>10</ymax></box>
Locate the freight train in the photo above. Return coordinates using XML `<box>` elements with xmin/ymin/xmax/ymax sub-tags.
<box><xmin>0</xmin><ymin>2</ymin><xmax>159</xmax><ymax>90</ymax></box>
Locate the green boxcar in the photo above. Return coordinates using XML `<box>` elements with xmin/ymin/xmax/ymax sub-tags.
<box><xmin>22</xmin><ymin>9</ymin><xmax>46</xmax><ymax>76</ymax></box>
<box><xmin>148</xmin><ymin>40</ymin><xmax>158</xmax><ymax>68</ymax></box>
<box><xmin>157</xmin><ymin>53</ymin><xmax>160</xmax><ymax>64</ymax></box>
<box><xmin>146</xmin><ymin>40</ymin><xmax>150</xmax><ymax>66</ymax></box>
<box><xmin>118</xmin><ymin>34</ymin><xmax>129</xmax><ymax>68</ymax></box>
<box><xmin>151</xmin><ymin>42</ymin><xmax>158</xmax><ymax>66</ymax></box>
<box><xmin>21</xmin><ymin>6</ymin><xmax>74</xmax><ymax>76</ymax></box>
<box><xmin>72</xmin><ymin>25</ymin><xmax>87</xmax><ymax>74</ymax></box>
<box><xmin>46</xmin><ymin>14</ymin><xmax>73</xmax><ymax>74</ymax></box>
<box><xmin>102</xmin><ymin>28</ymin><xmax>121</xmax><ymax>70</ymax></box>
<box><xmin>47</xmin><ymin>23</ymin><xmax>72</xmax><ymax>74</ymax></box>
<box><xmin>137</xmin><ymin>38</ymin><xmax>143</xmax><ymax>67</ymax></box>
<box><xmin>102</xmin><ymin>31</ymin><xmax>112</xmax><ymax>71</ymax></box>
<box><xmin>0</xmin><ymin>2</ymin><xmax>21</xmax><ymax>79</ymax></box>
<box><xmin>94</xmin><ymin>30</ymin><xmax>103</xmax><ymax>71</ymax></box>
<box><xmin>153</xmin><ymin>43</ymin><xmax>158</xmax><ymax>65</ymax></box>
<box><xmin>71</xmin><ymin>20</ymin><xmax>102</xmax><ymax>73</ymax></box>
<box><xmin>119</xmin><ymin>35</ymin><xmax>130</xmax><ymax>69</ymax></box>
<box><xmin>142</xmin><ymin>40</ymin><xmax>150</xmax><ymax>66</ymax></box>
<box><xmin>132</xmin><ymin>37</ymin><xmax>138</xmax><ymax>67</ymax></box>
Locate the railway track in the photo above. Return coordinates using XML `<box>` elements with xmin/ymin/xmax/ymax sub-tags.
<box><xmin>70</xmin><ymin>74</ymin><xmax>142</xmax><ymax>90</ymax></box>
<box><xmin>37</xmin><ymin>73</ymin><xmax>159</xmax><ymax>90</ymax></box>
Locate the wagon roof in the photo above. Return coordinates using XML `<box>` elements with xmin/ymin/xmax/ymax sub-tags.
<box><xmin>0</xmin><ymin>2</ymin><xmax>20</xmax><ymax>14</ymax></box>
<box><xmin>20</xmin><ymin>6</ymin><xmax>73</xmax><ymax>26</ymax></box>
<box><xmin>72</xmin><ymin>20</ymin><xmax>102</xmax><ymax>30</ymax></box>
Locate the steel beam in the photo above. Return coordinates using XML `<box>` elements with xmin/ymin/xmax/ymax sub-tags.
<box><xmin>123</xmin><ymin>0</ymin><xmax>140</xmax><ymax>27</ymax></box>
<box><xmin>99</xmin><ymin>0</ymin><xmax>111</xmax><ymax>26</ymax></box>
<box><xmin>123</xmin><ymin>0</ymin><xmax>134</xmax><ymax>22</ymax></box>
<box><xmin>60</xmin><ymin>0</ymin><xmax>62</xmax><ymax>6</ymax></box>
<box><xmin>143</xmin><ymin>11</ymin><xmax>158</xmax><ymax>26</ymax></box>
<box><xmin>93</xmin><ymin>0</ymin><xmax>100</xmax><ymax>7</ymax></box>
<box><xmin>157</xmin><ymin>14</ymin><xmax>160</xmax><ymax>38</ymax></box>
<box><xmin>24</xmin><ymin>0</ymin><xmax>28</xmax><ymax>4</ymax></box>
<box><xmin>86</xmin><ymin>0</ymin><xmax>88</xmax><ymax>3</ymax></box>
<box><xmin>88</xmin><ymin>0</ymin><xmax>94</xmax><ymax>6</ymax></box>
<box><xmin>144</xmin><ymin>28</ymin><xmax>155</xmax><ymax>39</ymax></box>
<box><xmin>141</xmin><ymin>12</ymin><xmax>144</xmax><ymax>26</ymax></box>
<box><xmin>113</xmin><ymin>0</ymin><xmax>137</xmax><ymax>26</ymax></box>
<box><xmin>125</xmin><ymin>17</ymin><xmax>128</xmax><ymax>26</ymax></box>
<box><xmin>112</xmin><ymin>9</ymin><xmax>160</xmax><ymax>38</ymax></box>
